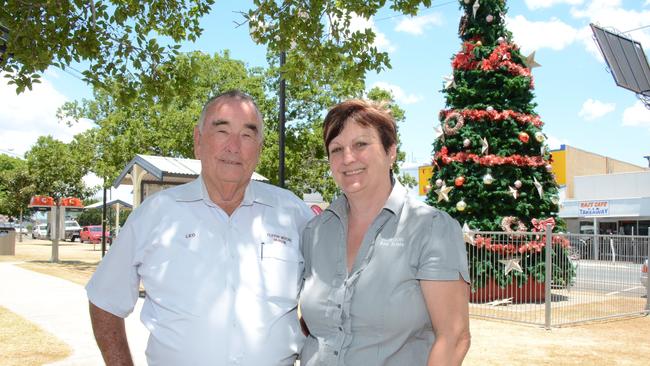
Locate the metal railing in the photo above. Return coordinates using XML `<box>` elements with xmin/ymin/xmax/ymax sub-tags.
<box><xmin>467</xmin><ymin>227</ymin><xmax>649</xmax><ymax>328</ymax></box>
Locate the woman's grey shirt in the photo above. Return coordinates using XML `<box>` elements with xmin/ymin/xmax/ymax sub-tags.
<box><xmin>299</xmin><ymin>181</ymin><xmax>470</xmax><ymax>366</ymax></box>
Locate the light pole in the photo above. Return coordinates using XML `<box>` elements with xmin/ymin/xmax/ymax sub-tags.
<box><xmin>279</xmin><ymin>50</ymin><xmax>286</xmax><ymax>188</ymax></box>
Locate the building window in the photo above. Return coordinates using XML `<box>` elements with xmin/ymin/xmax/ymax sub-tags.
<box><xmin>639</xmin><ymin>221</ymin><xmax>650</xmax><ymax>236</ymax></box>
<box><xmin>618</xmin><ymin>221</ymin><xmax>638</xmax><ymax>235</ymax></box>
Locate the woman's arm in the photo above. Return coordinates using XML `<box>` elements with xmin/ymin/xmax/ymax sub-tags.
<box><xmin>421</xmin><ymin>279</ymin><xmax>471</xmax><ymax>366</ymax></box>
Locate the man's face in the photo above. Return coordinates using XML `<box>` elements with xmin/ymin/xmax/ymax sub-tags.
<box><xmin>193</xmin><ymin>99</ymin><xmax>263</xmax><ymax>189</ymax></box>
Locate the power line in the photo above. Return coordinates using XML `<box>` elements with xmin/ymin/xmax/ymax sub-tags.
<box><xmin>57</xmin><ymin>66</ymin><xmax>85</xmax><ymax>81</ymax></box>
<box><xmin>375</xmin><ymin>0</ymin><xmax>457</xmax><ymax>22</ymax></box>
<box><xmin>622</xmin><ymin>24</ymin><xmax>650</xmax><ymax>34</ymax></box>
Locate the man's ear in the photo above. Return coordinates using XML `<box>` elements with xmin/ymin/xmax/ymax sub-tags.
<box><xmin>193</xmin><ymin>126</ymin><xmax>201</xmax><ymax>159</ymax></box>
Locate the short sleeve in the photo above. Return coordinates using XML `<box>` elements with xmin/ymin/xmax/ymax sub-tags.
<box><xmin>299</xmin><ymin>219</ymin><xmax>316</xmax><ymax>281</ymax></box>
<box><xmin>416</xmin><ymin>212</ymin><xmax>470</xmax><ymax>284</ymax></box>
<box><xmin>85</xmin><ymin>213</ymin><xmax>142</xmax><ymax>318</ymax></box>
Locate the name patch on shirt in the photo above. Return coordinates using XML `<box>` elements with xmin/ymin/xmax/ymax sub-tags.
<box><xmin>267</xmin><ymin>232</ymin><xmax>292</xmax><ymax>245</ymax></box>
<box><xmin>376</xmin><ymin>237</ymin><xmax>405</xmax><ymax>247</ymax></box>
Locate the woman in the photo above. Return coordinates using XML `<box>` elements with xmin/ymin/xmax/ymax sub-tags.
<box><xmin>299</xmin><ymin>99</ymin><xmax>471</xmax><ymax>366</ymax></box>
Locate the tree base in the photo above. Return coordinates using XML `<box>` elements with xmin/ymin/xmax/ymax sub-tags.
<box><xmin>470</xmin><ymin>277</ymin><xmax>546</xmax><ymax>303</ymax></box>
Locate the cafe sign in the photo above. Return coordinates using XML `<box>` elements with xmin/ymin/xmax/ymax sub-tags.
<box><xmin>579</xmin><ymin>200</ymin><xmax>609</xmax><ymax>216</ymax></box>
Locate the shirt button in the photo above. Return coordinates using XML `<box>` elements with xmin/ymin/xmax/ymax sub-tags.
<box><xmin>338</xmin><ymin>326</ymin><xmax>343</xmax><ymax>331</ymax></box>
<box><xmin>333</xmin><ymin>351</ymin><xmax>339</xmax><ymax>356</ymax></box>
<box><xmin>337</xmin><ymin>304</ymin><xmax>342</xmax><ymax>309</ymax></box>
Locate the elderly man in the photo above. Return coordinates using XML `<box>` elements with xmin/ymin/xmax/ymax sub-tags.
<box><xmin>87</xmin><ymin>90</ymin><xmax>313</xmax><ymax>366</ymax></box>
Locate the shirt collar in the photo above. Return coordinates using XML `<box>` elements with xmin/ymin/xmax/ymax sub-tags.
<box><xmin>175</xmin><ymin>175</ymin><xmax>274</xmax><ymax>208</ymax></box>
<box><xmin>173</xmin><ymin>177</ymin><xmax>204</xmax><ymax>202</ymax></box>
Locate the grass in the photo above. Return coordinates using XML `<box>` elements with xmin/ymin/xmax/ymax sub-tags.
<box><xmin>0</xmin><ymin>305</ymin><xmax>71</xmax><ymax>366</ymax></box>
<box><xmin>1</xmin><ymin>237</ymin><xmax>102</xmax><ymax>285</ymax></box>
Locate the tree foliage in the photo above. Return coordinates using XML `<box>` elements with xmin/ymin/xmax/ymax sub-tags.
<box><xmin>0</xmin><ymin>155</ymin><xmax>34</xmax><ymax>218</ymax></box>
<box><xmin>2</xmin><ymin>0</ymin><xmax>436</xmax><ymax>104</ymax></box>
<box><xmin>60</xmin><ymin>51</ymin><xmax>413</xmax><ymax>202</ymax></box>
<box><xmin>1</xmin><ymin>0</ymin><xmax>213</xmax><ymax>99</ymax></box>
<box><xmin>60</xmin><ymin>51</ymin><xmax>269</xmax><ymax>183</ymax></box>
<box><xmin>247</xmin><ymin>0</ymin><xmax>433</xmax><ymax>92</ymax></box>
<box><xmin>25</xmin><ymin>136</ymin><xmax>94</xmax><ymax>199</ymax></box>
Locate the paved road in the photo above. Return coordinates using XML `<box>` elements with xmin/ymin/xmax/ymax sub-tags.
<box><xmin>574</xmin><ymin>260</ymin><xmax>646</xmax><ymax>296</ymax></box>
<box><xmin>0</xmin><ymin>262</ymin><xmax>149</xmax><ymax>365</ymax></box>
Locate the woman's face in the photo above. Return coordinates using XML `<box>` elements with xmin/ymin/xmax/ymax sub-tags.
<box><xmin>327</xmin><ymin>120</ymin><xmax>396</xmax><ymax>197</ymax></box>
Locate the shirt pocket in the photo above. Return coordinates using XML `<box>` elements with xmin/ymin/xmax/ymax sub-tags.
<box><xmin>261</xmin><ymin>242</ymin><xmax>304</xmax><ymax>302</ymax></box>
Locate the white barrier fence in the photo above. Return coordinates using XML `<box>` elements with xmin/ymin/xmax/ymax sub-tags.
<box><xmin>467</xmin><ymin>227</ymin><xmax>649</xmax><ymax>328</ymax></box>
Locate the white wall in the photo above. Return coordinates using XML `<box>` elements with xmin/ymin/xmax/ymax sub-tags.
<box><xmin>574</xmin><ymin>171</ymin><xmax>650</xmax><ymax>199</ymax></box>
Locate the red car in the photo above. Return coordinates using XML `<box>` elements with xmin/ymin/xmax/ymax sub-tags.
<box><xmin>80</xmin><ymin>225</ymin><xmax>111</xmax><ymax>244</ymax></box>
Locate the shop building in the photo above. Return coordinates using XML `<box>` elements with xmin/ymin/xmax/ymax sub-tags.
<box><xmin>554</xmin><ymin>144</ymin><xmax>650</xmax><ymax>235</ymax></box>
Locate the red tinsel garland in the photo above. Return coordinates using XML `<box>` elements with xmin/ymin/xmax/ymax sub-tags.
<box><xmin>452</xmin><ymin>42</ymin><xmax>533</xmax><ymax>82</ymax></box>
<box><xmin>439</xmin><ymin>108</ymin><xmax>544</xmax><ymax>128</ymax></box>
<box><xmin>435</xmin><ymin>147</ymin><xmax>548</xmax><ymax>167</ymax></box>
<box><xmin>474</xmin><ymin>235</ymin><xmax>570</xmax><ymax>255</ymax></box>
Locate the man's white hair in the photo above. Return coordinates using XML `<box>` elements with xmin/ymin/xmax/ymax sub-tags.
<box><xmin>197</xmin><ymin>90</ymin><xmax>264</xmax><ymax>138</ymax></box>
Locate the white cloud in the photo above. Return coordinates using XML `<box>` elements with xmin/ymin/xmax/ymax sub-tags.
<box><xmin>370</xmin><ymin>81</ymin><xmax>423</xmax><ymax>105</ymax></box>
<box><xmin>578</xmin><ymin>98</ymin><xmax>616</xmax><ymax>120</ymax></box>
<box><xmin>525</xmin><ymin>0</ymin><xmax>584</xmax><ymax>10</ymax></box>
<box><xmin>571</xmin><ymin>1</ymin><xmax>650</xmax><ymax>58</ymax></box>
<box><xmin>506</xmin><ymin>15</ymin><xmax>580</xmax><ymax>53</ymax></box>
<box><xmin>0</xmin><ymin>76</ymin><xmax>94</xmax><ymax>156</ymax></box>
<box><xmin>622</xmin><ymin>101</ymin><xmax>650</xmax><ymax>128</ymax></box>
<box><xmin>395</xmin><ymin>13</ymin><xmax>444</xmax><ymax>36</ymax></box>
<box><xmin>349</xmin><ymin>13</ymin><xmax>395</xmax><ymax>52</ymax></box>
<box><xmin>545</xmin><ymin>134</ymin><xmax>570</xmax><ymax>150</ymax></box>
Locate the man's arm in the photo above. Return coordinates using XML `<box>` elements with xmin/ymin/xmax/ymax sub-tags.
<box><xmin>89</xmin><ymin>302</ymin><xmax>134</xmax><ymax>366</ymax></box>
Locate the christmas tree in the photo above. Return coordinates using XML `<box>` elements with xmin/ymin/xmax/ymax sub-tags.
<box><xmin>426</xmin><ymin>0</ymin><xmax>574</xmax><ymax>299</ymax></box>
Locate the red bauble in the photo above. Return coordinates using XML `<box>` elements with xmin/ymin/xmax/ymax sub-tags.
<box><xmin>454</xmin><ymin>176</ymin><xmax>466</xmax><ymax>187</ymax></box>
<box><xmin>518</xmin><ymin>132</ymin><xmax>530</xmax><ymax>143</ymax></box>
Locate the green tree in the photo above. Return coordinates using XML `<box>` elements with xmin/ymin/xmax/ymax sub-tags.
<box><xmin>246</xmin><ymin>1</ymin><xmax>434</xmax><ymax>92</ymax></box>
<box><xmin>60</xmin><ymin>50</ymin><xmax>416</xmax><ymax>202</ymax></box>
<box><xmin>60</xmin><ymin>51</ymin><xmax>270</xmax><ymax>183</ymax></box>
<box><xmin>0</xmin><ymin>155</ymin><xmax>34</xmax><ymax>219</ymax></box>
<box><xmin>1</xmin><ymin>0</ymin><xmax>213</xmax><ymax>99</ymax></box>
<box><xmin>4</xmin><ymin>0</ymin><xmax>438</xmax><ymax>104</ymax></box>
<box><xmin>425</xmin><ymin>0</ymin><xmax>571</xmax><ymax>293</ymax></box>
<box><xmin>25</xmin><ymin>136</ymin><xmax>94</xmax><ymax>199</ymax></box>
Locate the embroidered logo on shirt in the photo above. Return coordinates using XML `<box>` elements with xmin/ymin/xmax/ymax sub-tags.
<box><xmin>266</xmin><ymin>233</ymin><xmax>292</xmax><ymax>245</ymax></box>
<box><xmin>185</xmin><ymin>233</ymin><xmax>196</xmax><ymax>239</ymax></box>
<box><xmin>376</xmin><ymin>237</ymin><xmax>405</xmax><ymax>247</ymax></box>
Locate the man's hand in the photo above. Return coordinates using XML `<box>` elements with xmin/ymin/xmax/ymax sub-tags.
<box><xmin>89</xmin><ymin>302</ymin><xmax>134</xmax><ymax>366</ymax></box>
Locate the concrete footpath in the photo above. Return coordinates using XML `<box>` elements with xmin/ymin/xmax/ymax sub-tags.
<box><xmin>0</xmin><ymin>262</ymin><xmax>149</xmax><ymax>365</ymax></box>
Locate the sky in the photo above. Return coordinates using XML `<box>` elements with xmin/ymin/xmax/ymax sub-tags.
<box><xmin>2</xmin><ymin>0</ymin><xmax>650</xmax><ymax>183</ymax></box>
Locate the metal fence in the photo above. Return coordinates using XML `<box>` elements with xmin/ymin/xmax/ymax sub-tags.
<box><xmin>467</xmin><ymin>227</ymin><xmax>649</xmax><ymax>328</ymax></box>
